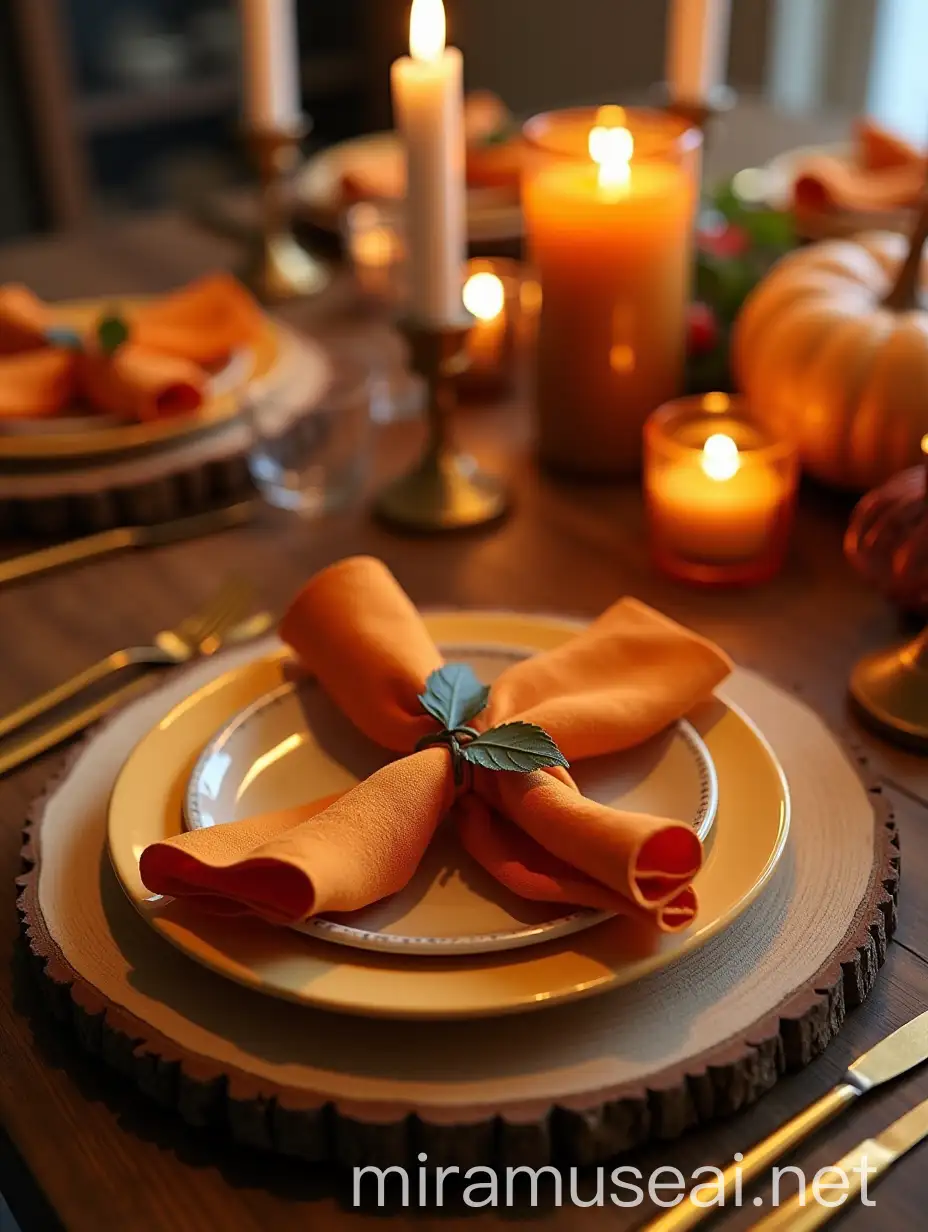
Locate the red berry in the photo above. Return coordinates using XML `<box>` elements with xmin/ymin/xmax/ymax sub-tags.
<box><xmin>687</xmin><ymin>302</ymin><xmax>720</xmax><ymax>356</ymax></box>
<box><xmin>697</xmin><ymin>222</ymin><xmax>751</xmax><ymax>260</ymax></box>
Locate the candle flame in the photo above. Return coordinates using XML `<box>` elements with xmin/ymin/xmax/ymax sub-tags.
<box><xmin>463</xmin><ymin>271</ymin><xmax>505</xmax><ymax>322</ymax></box>
<box><xmin>589</xmin><ymin>105</ymin><xmax>633</xmax><ymax>191</ymax></box>
<box><xmin>702</xmin><ymin>433</ymin><xmax>741</xmax><ymax>482</ymax></box>
<box><xmin>410</xmin><ymin>0</ymin><xmax>446</xmax><ymax>62</ymax></box>
<box><xmin>921</xmin><ymin>433</ymin><xmax>928</xmax><ymax>457</ymax></box>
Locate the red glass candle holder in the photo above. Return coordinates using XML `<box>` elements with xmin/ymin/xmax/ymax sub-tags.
<box><xmin>644</xmin><ymin>394</ymin><xmax>799</xmax><ymax>586</ymax></box>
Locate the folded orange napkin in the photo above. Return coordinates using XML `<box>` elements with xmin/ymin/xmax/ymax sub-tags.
<box><xmin>130</xmin><ymin>273</ymin><xmax>264</xmax><ymax>367</ymax></box>
<box><xmin>0</xmin><ymin>285</ymin><xmax>51</xmax><ymax>354</ymax></box>
<box><xmin>78</xmin><ymin>344</ymin><xmax>205</xmax><ymax>422</ymax></box>
<box><xmin>793</xmin><ymin>119</ymin><xmax>925</xmax><ymax>213</ymax></box>
<box><xmin>141</xmin><ymin>559</ymin><xmax>732</xmax><ymax>935</ymax></box>
<box><xmin>0</xmin><ymin>349</ymin><xmax>78</xmax><ymax>418</ymax></box>
<box><xmin>0</xmin><ymin>274</ymin><xmax>262</xmax><ymax>423</ymax></box>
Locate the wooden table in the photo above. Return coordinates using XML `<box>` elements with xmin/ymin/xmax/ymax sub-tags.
<box><xmin>3</xmin><ymin>107</ymin><xmax>927</xmax><ymax>1231</ymax></box>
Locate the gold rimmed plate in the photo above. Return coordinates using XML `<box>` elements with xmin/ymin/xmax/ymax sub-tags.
<box><xmin>107</xmin><ymin>611</ymin><xmax>790</xmax><ymax>1019</ymax></box>
<box><xmin>0</xmin><ymin>296</ymin><xmax>286</xmax><ymax>464</ymax></box>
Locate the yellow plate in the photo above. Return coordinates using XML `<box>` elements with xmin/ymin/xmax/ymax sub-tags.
<box><xmin>0</xmin><ymin>296</ymin><xmax>281</xmax><ymax>463</ymax></box>
<box><xmin>108</xmin><ymin>612</ymin><xmax>790</xmax><ymax>1019</ymax></box>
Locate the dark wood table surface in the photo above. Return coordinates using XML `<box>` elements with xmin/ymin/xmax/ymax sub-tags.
<box><xmin>3</xmin><ymin>104</ymin><xmax>927</xmax><ymax>1231</ymax></box>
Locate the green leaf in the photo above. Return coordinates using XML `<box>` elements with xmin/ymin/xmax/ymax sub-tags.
<box><xmin>418</xmin><ymin>663</ymin><xmax>490</xmax><ymax>731</ymax></box>
<box><xmin>97</xmin><ymin>314</ymin><xmax>130</xmax><ymax>357</ymax></box>
<box><xmin>44</xmin><ymin>326</ymin><xmax>83</xmax><ymax>351</ymax></box>
<box><xmin>737</xmin><ymin>209</ymin><xmax>795</xmax><ymax>252</ymax></box>
<box><xmin>460</xmin><ymin>722</ymin><xmax>569</xmax><ymax>774</ymax></box>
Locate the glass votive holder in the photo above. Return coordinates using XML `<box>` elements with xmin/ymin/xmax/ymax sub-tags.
<box><xmin>458</xmin><ymin>257</ymin><xmax>523</xmax><ymax>402</ymax></box>
<box><xmin>342</xmin><ymin>201</ymin><xmax>407</xmax><ymax>309</ymax></box>
<box><xmin>644</xmin><ymin>394</ymin><xmax>800</xmax><ymax>586</ymax></box>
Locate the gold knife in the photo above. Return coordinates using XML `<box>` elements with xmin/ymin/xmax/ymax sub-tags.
<box><xmin>0</xmin><ymin>675</ymin><xmax>155</xmax><ymax>777</ymax></box>
<box><xmin>753</xmin><ymin>1096</ymin><xmax>928</xmax><ymax>1230</ymax></box>
<box><xmin>643</xmin><ymin>1010</ymin><xmax>928</xmax><ymax>1232</ymax></box>
<box><xmin>0</xmin><ymin>501</ymin><xmax>256</xmax><ymax>588</ymax></box>
<box><xmin>0</xmin><ymin>610</ymin><xmax>273</xmax><ymax>777</ymax></box>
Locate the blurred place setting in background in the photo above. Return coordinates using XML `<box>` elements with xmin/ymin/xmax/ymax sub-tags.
<box><xmin>7</xmin><ymin>3</ymin><xmax>928</xmax><ymax>1232</ymax></box>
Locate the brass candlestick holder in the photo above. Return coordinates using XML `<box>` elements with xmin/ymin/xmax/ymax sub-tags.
<box><xmin>850</xmin><ymin>627</ymin><xmax>928</xmax><ymax>751</ymax></box>
<box><xmin>243</xmin><ymin>119</ymin><xmax>329</xmax><ymax>303</ymax></box>
<box><xmin>374</xmin><ymin>320</ymin><xmax>509</xmax><ymax>532</ymax></box>
<box><xmin>654</xmin><ymin>82</ymin><xmax>737</xmax><ymax>146</ymax></box>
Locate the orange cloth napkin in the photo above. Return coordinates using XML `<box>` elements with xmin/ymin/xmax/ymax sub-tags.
<box><xmin>78</xmin><ymin>345</ymin><xmax>205</xmax><ymax>422</ymax></box>
<box><xmin>0</xmin><ymin>273</ymin><xmax>262</xmax><ymax>422</ymax></box>
<box><xmin>130</xmin><ymin>273</ymin><xmax>265</xmax><ymax>367</ymax></box>
<box><xmin>140</xmin><ymin>558</ymin><xmax>732</xmax><ymax>933</ymax></box>
<box><xmin>0</xmin><ymin>285</ymin><xmax>51</xmax><ymax>354</ymax></box>
<box><xmin>0</xmin><ymin>350</ymin><xmax>78</xmax><ymax>419</ymax></box>
<box><xmin>793</xmin><ymin>119</ymin><xmax>926</xmax><ymax>213</ymax></box>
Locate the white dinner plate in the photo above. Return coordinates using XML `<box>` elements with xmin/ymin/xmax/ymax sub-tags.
<box><xmin>108</xmin><ymin>612</ymin><xmax>791</xmax><ymax>1020</ymax></box>
<box><xmin>184</xmin><ymin>641</ymin><xmax>718</xmax><ymax>957</ymax></box>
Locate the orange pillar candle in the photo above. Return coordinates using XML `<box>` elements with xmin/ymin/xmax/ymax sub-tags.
<box><xmin>523</xmin><ymin>107</ymin><xmax>701</xmax><ymax>477</ymax></box>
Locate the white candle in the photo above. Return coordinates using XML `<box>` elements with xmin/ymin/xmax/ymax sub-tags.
<box><xmin>240</xmin><ymin>0</ymin><xmax>301</xmax><ymax>129</ymax></box>
<box><xmin>649</xmin><ymin>433</ymin><xmax>787</xmax><ymax>562</ymax></box>
<box><xmin>666</xmin><ymin>0</ymin><xmax>732</xmax><ymax>105</ymax></box>
<box><xmin>391</xmin><ymin>0</ymin><xmax>467</xmax><ymax>325</ymax></box>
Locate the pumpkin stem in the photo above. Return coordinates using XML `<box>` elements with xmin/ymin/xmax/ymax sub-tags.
<box><xmin>883</xmin><ymin>190</ymin><xmax>928</xmax><ymax>311</ymax></box>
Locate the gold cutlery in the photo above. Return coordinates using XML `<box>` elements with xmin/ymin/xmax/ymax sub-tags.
<box><xmin>644</xmin><ymin>1009</ymin><xmax>928</xmax><ymax>1231</ymax></box>
<box><xmin>0</xmin><ymin>609</ymin><xmax>274</xmax><ymax>777</ymax></box>
<box><xmin>753</xmin><ymin>1096</ymin><xmax>928</xmax><ymax>1230</ymax></box>
<box><xmin>0</xmin><ymin>578</ymin><xmax>254</xmax><ymax>745</ymax></box>
<box><xmin>0</xmin><ymin>501</ymin><xmax>256</xmax><ymax>589</ymax></box>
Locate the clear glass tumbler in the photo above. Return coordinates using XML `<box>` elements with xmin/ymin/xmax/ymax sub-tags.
<box><xmin>248</xmin><ymin>364</ymin><xmax>372</xmax><ymax>516</ymax></box>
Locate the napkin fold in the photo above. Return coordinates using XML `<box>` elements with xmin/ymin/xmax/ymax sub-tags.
<box><xmin>140</xmin><ymin>558</ymin><xmax>732</xmax><ymax>934</ymax></box>
<box><xmin>793</xmin><ymin>119</ymin><xmax>926</xmax><ymax>214</ymax></box>
<box><xmin>0</xmin><ymin>285</ymin><xmax>51</xmax><ymax>354</ymax></box>
<box><xmin>130</xmin><ymin>273</ymin><xmax>265</xmax><ymax>367</ymax></box>
<box><xmin>0</xmin><ymin>349</ymin><xmax>77</xmax><ymax>418</ymax></box>
<box><xmin>78</xmin><ymin>345</ymin><xmax>205</xmax><ymax>422</ymax></box>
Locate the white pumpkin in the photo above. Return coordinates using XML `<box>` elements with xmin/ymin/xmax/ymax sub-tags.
<box><xmin>733</xmin><ymin>222</ymin><xmax>928</xmax><ymax>490</ymax></box>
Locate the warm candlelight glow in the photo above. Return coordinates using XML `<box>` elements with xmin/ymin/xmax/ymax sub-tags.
<box><xmin>410</xmin><ymin>0</ymin><xmax>446</xmax><ymax>63</ymax></box>
<box><xmin>589</xmin><ymin>105</ymin><xmax>633</xmax><ymax>191</ymax></box>
<box><xmin>463</xmin><ymin>271</ymin><xmax>505</xmax><ymax>322</ymax></box>
<box><xmin>702</xmin><ymin>392</ymin><xmax>731</xmax><ymax>414</ymax></box>
<box><xmin>921</xmin><ymin>433</ymin><xmax>928</xmax><ymax>457</ymax></box>
<box><xmin>701</xmin><ymin>433</ymin><xmax>741</xmax><ymax>482</ymax></box>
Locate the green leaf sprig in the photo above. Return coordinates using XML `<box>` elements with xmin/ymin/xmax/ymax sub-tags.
<box><xmin>97</xmin><ymin>313</ymin><xmax>130</xmax><ymax>357</ymax></box>
<box><xmin>415</xmin><ymin>663</ymin><xmax>568</xmax><ymax>785</ymax></box>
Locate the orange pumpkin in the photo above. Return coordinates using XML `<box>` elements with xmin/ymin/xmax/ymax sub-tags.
<box><xmin>733</xmin><ymin>208</ymin><xmax>928</xmax><ymax>490</ymax></box>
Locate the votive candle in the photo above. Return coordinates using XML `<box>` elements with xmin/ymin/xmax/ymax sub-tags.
<box><xmin>644</xmin><ymin>394</ymin><xmax>799</xmax><ymax>586</ymax></box>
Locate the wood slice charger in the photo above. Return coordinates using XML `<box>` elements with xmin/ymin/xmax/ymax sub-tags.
<box><xmin>16</xmin><ymin>645</ymin><xmax>898</xmax><ymax>1171</ymax></box>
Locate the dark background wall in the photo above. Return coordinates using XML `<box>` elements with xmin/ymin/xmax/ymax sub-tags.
<box><xmin>0</xmin><ymin>3</ymin><xmax>37</xmax><ymax>238</ymax></box>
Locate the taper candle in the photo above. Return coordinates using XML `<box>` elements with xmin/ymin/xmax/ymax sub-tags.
<box><xmin>240</xmin><ymin>0</ymin><xmax>301</xmax><ymax>129</ymax></box>
<box><xmin>666</xmin><ymin>0</ymin><xmax>732</xmax><ymax>105</ymax></box>
<box><xmin>391</xmin><ymin>0</ymin><xmax>467</xmax><ymax>325</ymax></box>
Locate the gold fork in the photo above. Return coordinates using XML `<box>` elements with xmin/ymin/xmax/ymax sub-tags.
<box><xmin>0</xmin><ymin>577</ymin><xmax>254</xmax><ymax>743</ymax></box>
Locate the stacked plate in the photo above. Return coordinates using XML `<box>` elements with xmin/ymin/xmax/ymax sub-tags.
<box><xmin>0</xmin><ymin>294</ymin><xmax>332</xmax><ymax>533</ymax></box>
<box><xmin>106</xmin><ymin>610</ymin><xmax>790</xmax><ymax>1021</ymax></box>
